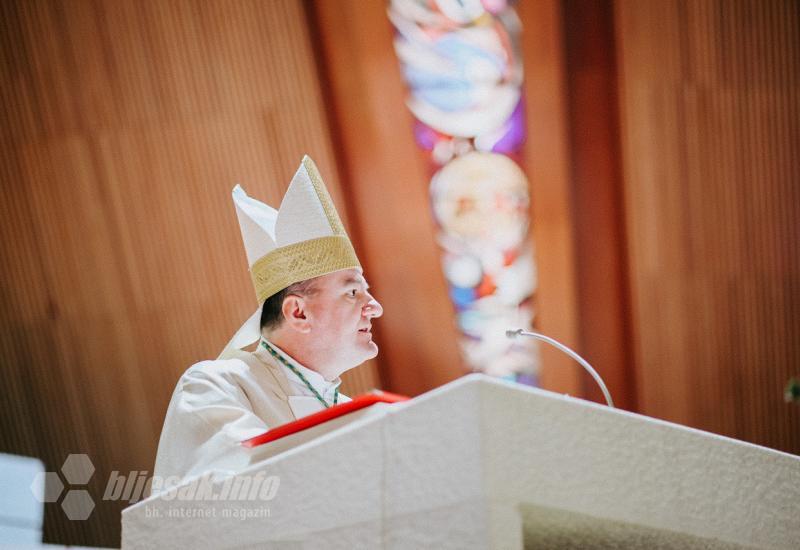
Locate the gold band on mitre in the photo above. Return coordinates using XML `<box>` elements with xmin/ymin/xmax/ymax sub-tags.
<box><xmin>250</xmin><ymin>235</ymin><xmax>362</xmax><ymax>303</ymax></box>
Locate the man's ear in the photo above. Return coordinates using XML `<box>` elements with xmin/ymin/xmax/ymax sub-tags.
<box><xmin>281</xmin><ymin>295</ymin><xmax>311</xmax><ymax>333</ymax></box>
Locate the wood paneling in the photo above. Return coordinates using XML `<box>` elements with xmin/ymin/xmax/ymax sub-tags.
<box><xmin>0</xmin><ymin>1</ymin><xmax>378</xmax><ymax>545</ymax></box>
<box><xmin>518</xmin><ymin>0</ymin><xmax>584</xmax><ymax>396</ymax></box>
<box><xmin>616</xmin><ymin>0</ymin><xmax>800</xmax><ymax>453</ymax></box>
<box><xmin>563</xmin><ymin>0</ymin><xmax>636</xmax><ymax>410</ymax></box>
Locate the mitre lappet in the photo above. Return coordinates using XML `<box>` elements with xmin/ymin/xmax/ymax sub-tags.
<box><xmin>219</xmin><ymin>155</ymin><xmax>361</xmax><ymax>360</ymax></box>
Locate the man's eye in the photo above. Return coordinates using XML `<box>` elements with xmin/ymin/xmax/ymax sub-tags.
<box><xmin>348</xmin><ymin>289</ymin><xmax>358</xmax><ymax>297</ymax></box>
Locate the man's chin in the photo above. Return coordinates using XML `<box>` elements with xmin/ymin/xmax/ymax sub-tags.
<box><xmin>360</xmin><ymin>341</ymin><xmax>379</xmax><ymax>362</ymax></box>
<box><xmin>366</xmin><ymin>342</ymin><xmax>379</xmax><ymax>359</ymax></box>
<box><xmin>339</xmin><ymin>344</ymin><xmax>380</xmax><ymax>372</ymax></box>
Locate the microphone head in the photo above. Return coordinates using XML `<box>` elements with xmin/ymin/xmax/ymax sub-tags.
<box><xmin>505</xmin><ymin>328</ymin><xmax>522</xmax><ymax>339</ymax></box>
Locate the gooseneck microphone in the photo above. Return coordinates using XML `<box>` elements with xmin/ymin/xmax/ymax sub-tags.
<box><xmin>506</xmin><ymin>328</ymin><xmax>614</xmax><ymax>408</ymax></box>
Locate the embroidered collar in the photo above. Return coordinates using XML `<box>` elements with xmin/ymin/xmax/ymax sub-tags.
<box><xmin>259</xmin><ymin>338</ymin><xmax>341</xmax><ymax>407</ymax></box>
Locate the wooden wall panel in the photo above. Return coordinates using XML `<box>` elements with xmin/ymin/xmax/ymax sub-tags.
<box><xmin>616</xmin><ymin>0</ymin><xmax>800</xmax><ymax>454</ymax></box>
<box><xmin>562</xmin><ymin>0</ymin><xmax>635</xmax><ymax>409</ymax></box>
<box><xmin>0</xmin><ymin>0</ymin><xmax>378</xmax><ymax>546</ymax></box>
<box><xmin>517</xmin><ymin>0</ymin><xmax>584</xmax><ymax>397</ymax></box>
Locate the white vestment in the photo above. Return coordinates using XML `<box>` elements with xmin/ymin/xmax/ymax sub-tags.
<box><xmin>153</xmin><ymin>339</ymin><xmax>350</xmax><ymax>486</ymax></box>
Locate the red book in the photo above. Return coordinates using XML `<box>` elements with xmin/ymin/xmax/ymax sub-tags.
<box><xmin>241</xmin><ymin>391</ymin><xmax>409</xmax><ymax>448</ymax></box>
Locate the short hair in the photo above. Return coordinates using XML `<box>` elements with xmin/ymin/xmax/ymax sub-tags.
<box><xmin>260</xmin><ymin>278</ymin><xmax>317</xmax><ymax>332</ymax></box>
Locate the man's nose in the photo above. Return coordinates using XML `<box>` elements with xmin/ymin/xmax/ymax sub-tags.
<box><xmin>364</xmin><ymin>296</ymin><xmax>383</xmax><ymax>318</ymax></box>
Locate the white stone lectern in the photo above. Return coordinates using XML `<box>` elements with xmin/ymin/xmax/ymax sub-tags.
<box><xmin>121</xmin><ymin>374</ymin><xmax>800</xmax><ymax>549</ymax></box>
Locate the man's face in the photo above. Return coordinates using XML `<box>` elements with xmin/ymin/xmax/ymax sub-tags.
<box><xmin>301</xmin><ymin>268</ymin><xmax>383</xmax><ymax>371</ymax></box>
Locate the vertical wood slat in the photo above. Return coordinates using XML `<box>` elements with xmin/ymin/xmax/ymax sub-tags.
<box><xmin>616</xmin><ymin>0</ymin><xmax>800</xmax><ymax>455</ymax></box>
<box><xmin>517</xmin><ymin>0</ymin><xmax>584</xmax><ymax>396</ymax></box>
<box><xmin>562</xmin><ymin>0</ymin><xmax>636</xmax><ymax>410</ymax></box>
<box><xmin>0</xmin><ymin>1</ymin><xmax>379</xmax><ymax>546</ymax></box>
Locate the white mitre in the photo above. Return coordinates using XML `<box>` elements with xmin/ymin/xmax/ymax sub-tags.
<box><xmin>218</xmin><ymin>155</ymin><xmax>361</xmax><ymax>359</ymax></box>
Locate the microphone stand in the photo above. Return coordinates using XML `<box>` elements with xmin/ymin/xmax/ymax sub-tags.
<box><xmin>506</xmin><ymin>328</ymin><xmax>614</xmax><ymax>408</ymax></box>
